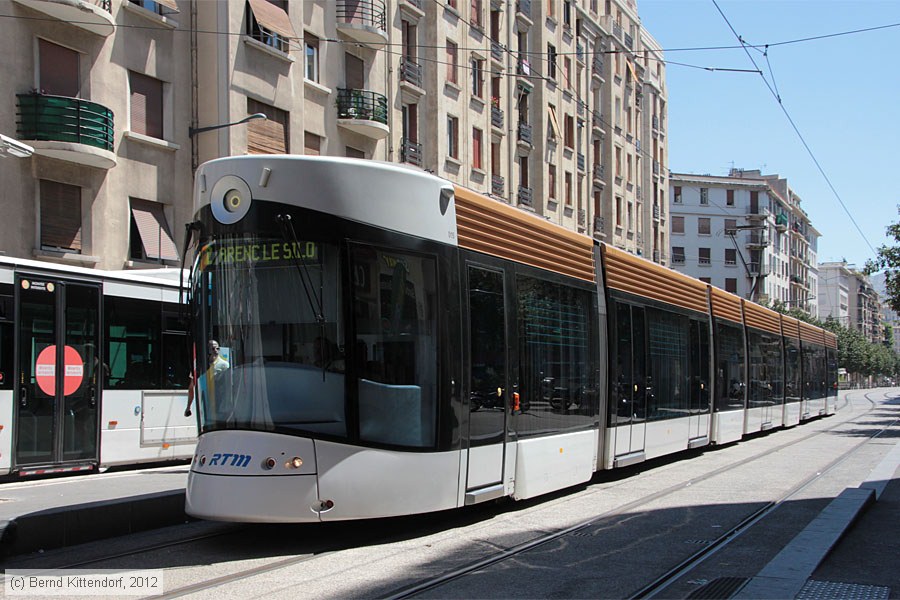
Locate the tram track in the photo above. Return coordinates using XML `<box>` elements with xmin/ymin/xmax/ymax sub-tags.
<box><xmin>5</xmin><ymin>390</ymin><xmax>891</xmax><ymax>599</ymax></box>
<box><xmin>379</xmin><ymin>390</ymin><xmax>895</xmax><ymax>600</ymax></box>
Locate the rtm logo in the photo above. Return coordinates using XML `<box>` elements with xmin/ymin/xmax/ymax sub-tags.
<box><xmin>209</xmin><ymin>453</ymin><xmax>252</xmax><ymax>467</ymax></box>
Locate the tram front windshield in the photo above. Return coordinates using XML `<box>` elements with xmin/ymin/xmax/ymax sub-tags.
<box><xmin>194</xmin><ymin>235</ymin><xmax>347</xmax><ymax>436</ymax></box>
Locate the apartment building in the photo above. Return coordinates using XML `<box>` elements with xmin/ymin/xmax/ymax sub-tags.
<box><xmin>820</xmin><ymin>262</ymin><xmax>883</xmax><ymax>345</ymax></box>
<box><xmin>668</xmin><ymin>169</ymin><xmax>819</xmax><ymax>314</ymax></box>
<box><xmin>1</xmin><ymin>0</ymin><xmax>667</xmax><ymax>269</ymax></box>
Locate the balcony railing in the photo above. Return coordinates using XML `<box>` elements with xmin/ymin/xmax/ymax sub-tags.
<box><xmin>652</xmin><ymin>204</ymin><xmax>660</xmax><ymax>220</ymax></box>
<box><xmin>652</xmin><ymin>114</ymin><xmax>659</xmax><ymax>131</ymax></box>
<box><xmin>593</xmin><ymin>164</ymin><xmax>605</xmax><ymax>181</ymax></box>
<box><xmin>672</xmin><ymin>254</ymin><xmax>685</xmax><ymax>264</ymax></box>
<box><xmin>516</xmin><ymin>0</ymin><xmax>532</xmax><ymax>18</ymax></box>
<box><xmin>613</xmin><ymin>21</ymin><xmax>622</xmax><ymax>39</ymax></box>
<box><xmin>400</xmin><ymin>137</ymin><xmax>423</xmax><ymax>167</ymax></box>
<box><xmin>491</xmin><ymin>40</ymin><xmax>504</xmax><ymax>62</ymax></box>
<box><xmin>592</xmin><ymin>56</ymin><xmax>603</xmax><ymax>76</ymax></box>
<box><xmin>593</xmin><ymin>216</ymin><xmax>605</xmax><ymax>236</ymax></box>
<box><xmin>517</xmin><ymin>122</ymin><xmax>533</xmax><ymax>145</ymax></box>
<box><xmin>403</xmin><ymin>0</ymin><xmax>423</xmax><ymax>9</ymax></box>
<box><xmin>747</xmin><ymin>233</ymin><xmax>769</xmax><ymax>246</ymax></box>
<box><xmin>492</xmin><ymin>174</ymin><xmax>505</xmax><ymax>196</ymax></box>
<box><xmin>17</xmin><ymin>92</ymin><xmax>114</xmax><ymax>151</ymax></box>
<box><xmin>577</xmin><ymin>153</ymin><xmax>586</xmax><ymax>172</ymax></box>
<box><xmin>336</xmin><ymin>89</ymin><xmax>388</xmax><ymax>124</ymax></box>
<box><xmin>400</xmin><ymin>57</ymin><xmax>423</xmax><ymax>88</ymax></box>
<box><xmin>491</xmin><ymin>104</ymin><xmax>504</xmax><ymax>129</ymax></box>
<box><xmin>336</xmin><ymin>0</ymin><xmax>386</xmax><ymax>31</ymax></box>
<box><xmin>623</xmin><ymin>32</ymin><xmax>633</xmax><ymax>50</ymax></box>
<box><xmin>578</xmin><ymin>209</ymin><xmax>586</xmax><ymax>227</ymax></box>
<box><xmin>652</xmin><ymin>160</ymin><xmax>660</xmax><ymax>175</ymax></box>
<box><xmin>592</xmin><ymin>112</ymin><xmax>603</xmax><ymax>130</ymax></box>
<box><xmin>518</xmin><ymin>185</ymin><xmax>533</xmax><ymax>207</ymax></box>
<box><xmin>576</xmin><ymin>43</ymin><xmax>584</xmax><ymax>63</ymax></box>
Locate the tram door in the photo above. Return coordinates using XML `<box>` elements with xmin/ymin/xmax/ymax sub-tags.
<box><xmin>465</xmin><ymin>266</ymin><xmax>510</xmax><ymax>496</ymax></box>
<box><xmin>15</xmin><ymin>277</ymin><xmax>101</xmax><ymax>469</ymax></box>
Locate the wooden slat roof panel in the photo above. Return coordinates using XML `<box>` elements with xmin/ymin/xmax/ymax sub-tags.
<box><xmin>742</xmin><ymin>300</ymin><xmax>782</xmax><ymax>335</ymax></box>
<box><xmin>602</xmin><ymin>244</ymin><xmax>709</xmax><ymax>314</ymax></box>
<box><xmin>454</xmin><ymin>186</ymin><xmax>595</xmax><ymax>282</ymax></box>
<box><xmin>710</xmin><ymin>287</ymin><xmax>743</xmax><ymax>325</ymax></box>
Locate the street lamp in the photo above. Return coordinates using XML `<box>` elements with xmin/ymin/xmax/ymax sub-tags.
<box><xmin>189</xmin><ymin>113</ymin><xmax>267</xmax><ymax>137</ymax></box>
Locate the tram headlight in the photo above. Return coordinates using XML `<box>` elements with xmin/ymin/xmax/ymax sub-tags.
<box><xmin>210</xmin><ymin>175</ymin><xmax>252</xmax><ymax>224</ymax></box>
<box><xmin>263</xmin><ymin>457</ymin><xmax>277</xmax><ymax>470</ymax></box>
<box><xmin>289</xmin><ymin>457</ymin><xmax>303</xmax><ymax>469</ymax></box>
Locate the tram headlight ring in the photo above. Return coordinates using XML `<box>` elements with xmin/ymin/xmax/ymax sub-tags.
<box><xmin>210</xmin><ymin>175</ymin><xmax>253</xmax><ymax>224</ymax></box>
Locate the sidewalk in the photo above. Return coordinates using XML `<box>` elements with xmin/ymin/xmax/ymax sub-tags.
<box><xmin>0</xmin><ymin>465</ymin><xmax>189</xmax><ymax>557</ymax></box>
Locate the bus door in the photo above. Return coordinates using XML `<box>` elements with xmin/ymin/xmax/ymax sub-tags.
<box><xmin>464</xmin><ymin>265</ymin><xmax>511</xmax><ymax>503</ymax></box>
<box><xmin>15</xmin><ymin>276</ymin><xmax>101</xmax><ymax>471</ymax></box>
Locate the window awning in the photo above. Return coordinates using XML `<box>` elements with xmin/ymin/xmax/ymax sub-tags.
<box><xmin>247</xmin><ymin>0</ymin><xmax>298</xmax><ymax>39</ymax></box>
<box><xmin>154</xmin><ymin>0</ymin><xmax>179</xmax><ymax>13</ymax></box>
<box><xmin>548</xmin><ymin>106</ymin><xmax>562</xmax><ymax>140</ymax></box>
<box><xmin>131</xmin><ymin>199</ymin><xmax>178</xmax><ymax>261</ymax></box>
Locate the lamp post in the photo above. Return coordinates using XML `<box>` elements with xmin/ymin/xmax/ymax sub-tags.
<box><xmin>188</xmin><ymin>113</ymin><xmax>267</xmax><ymax>137</ymax></box>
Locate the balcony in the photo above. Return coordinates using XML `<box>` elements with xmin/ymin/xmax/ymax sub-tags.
<box><xmin>399</xmin><ymin>57</ymin><xmax>424</xmax><ymax>93</ymax></box>
<box><xmin>593</xmin><ymin>215</ymin><xmax>606</xmax><ymax>238</ymax></box>
<box><xmin>652</xmin><ymin>204</ymin><xmax>660</xmax><ymax>220</ymax></box>
<box><xmin>624</xmin><ymin>32</ymin><xmax>633</xmax><ymax>50</ymax></box>
<box><xmin>517</xmin><ymin>122</ymin><xmax>533</xmax><ymax>145</ymax></box>
<box><xmin>577</xmin><ymin>153</ymin><xmax>585</xmax><ymax>172</ymax></box>
<box><xmin>16</xmin><ymin>93</ymin><xmax>116</xmax><ymax>169</ymax></box>
<box><xmin>652</xmin><ymin>114</ymin><xmax>659</xmax><ymax>131</ymax></box>
<box><xmin>576</xmin><ymin>43</ymin><xmax>585</xmax><ymax>64</ymax></box>
<box><xmin>492</xmin><ymin>174</ymin><xmax>505</xmax><ymax>197</ymax></box>
<box><xmin>652</xmin><ymin>160</ymin><xmax>660</xmax><ymax>176</ymax></box>
<box><xmin>491</xmin><ymin>40</ymin><xmax>504</xmax><ymax>63</ymax></box>
<box><xmin>516</xmin><ymin>0</ymin><xmax>532</xmax><ymax>26</ymax></box>
<box><xmin>747</xmin><ymin>205</ymin><xmax>770</xmax><ymax>219</ymax></box>
<box><xmin>400</xmin><ymin>138</ymin><xmax>423</xmax><ymax>167</ymax></box>
<box><xmin>336</xmin><ymin>0</ymin><xmax>388</xmax><ymax>48</ymax></box>
<box><xmin>578</xmin><ymin>209</ymin><xmax>586</xmax><ymax>228</ymax></box>
<box><xmin>592</xmin><ymin>56</ymin><xmax>603</xmax><ymax>79</ymax></box>
<box><xmin>13</xmin><ymin>0</ymin><xmax>114</xmax><ymax>37</ymax></box>
<box><xmin>491</xmin><ymin>104</ymin><xmax>504</xmax><ymax>130</ymax></box>
<box><xmin>775</xmin><ymin>212</ymin><xmax>789</xmax><ymax>231</ymax></box>
<box><xmin>592</xmin><ymin>112</ymin><xmax>604</xmax><ymax>132</ymax></box>
<box><xmin>613</xmin><ymin>21</ymin><xmax>622</xmax><ymax>40</ymax></box>
<box><xmin>747</xmin><ymin>233</ymin><xmax>769</xmax><ymax>247</ymax></box>
<box><xmin>593</xmin><ymin>164</ymin><xmax>605</xmax><ymax>183</ymax></box>
<box><xmin>750</xmin><ymin>264</ymin><xmax>769</xmax><ymax>277</ymax></box>
<box><xmin>518</xmin><ymin>185</ymin><xmax>533</xmax><ymax>207</ymax></box>
<box><xmin>336</xmin><ymin>89</ymin><xmax>389</xmax><ymax>139</ymax></box>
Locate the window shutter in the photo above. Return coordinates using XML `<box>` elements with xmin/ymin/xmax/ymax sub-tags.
<box><xmin>247</xmin><ymin>99</ymin><xmax>288</xmax><ymax>154</ymax></box>
<box><xmin>130</xmin><ymin>198</ymin><xmax>178</xmax><ymax>261</ymax></box>
<box><xmin>304</xmin><ymin>132</ymin><xmax>321</xmax><ymax>155</ymax></box>
<box><xmin>40</xmin><ymin>180</ymin><xmax>82</xmax><ymax>251</ymax></box>
<box><xmin>39</xmin><ymin>39</ymin><xmax>79</xmax><ymax>97</ymax></box>
<box><xmin>130</xmin><ymin>72</ymin><xmax>163</xmax><ymax>138</ymax></box>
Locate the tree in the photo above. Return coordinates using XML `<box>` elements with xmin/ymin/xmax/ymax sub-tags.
<box><xmin>864</xmin><ymin>206</ymin><xmax>900</xmax><ymax>313</ymax></box>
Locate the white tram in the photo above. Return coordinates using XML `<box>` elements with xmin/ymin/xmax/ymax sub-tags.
<box><xmin>0</xmin><ymin>257</ymin><xmax>196</xmax><ymax>477</ymax></box>
<box><xmin>185</xmin><ymin>156</ymin><xmax>837</xmax><ymax>522</ymax></box>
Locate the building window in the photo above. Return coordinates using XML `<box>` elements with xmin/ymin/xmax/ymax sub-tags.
<box><xmin>699</xmin><ymin>247</ymin><xmax>711</xmax><ymax>265</ymax></box>
<box><xmin>725</xmin><ymin>218</ymin><xmax>737</xmax><ymax>235</ymax></box>
<box><xmin>472</xmin><ymin>127</ymin><xmax>483</xmax><ymax>170</ymax></box>
<box><xmin>725</xmin><ymin>248</ymin><xmax>737</xmax><ymax>265</ymax></box>
<box><xmin>726</xmin><ymin>189</ymin><xmax>735</xmax><ymax>206</ymax></box>
<box><xmin>615</xmin><ymin>196</ymin><xmax>623</xmax><ymax>227</ymax></box>
<box><xmin>698</xmin><ymin>217</ymin><xmax>711</xmax><ymax>235</ymax></box>
<box><xmin>565</xmin><ymin>171</ymin><xmax>572</xmax><ymax>205</ymax></box>
<box><xmin>672</xmin><ymin>216</ymin><xmax>684</xmax><ymax>234</ymax></box>
<box><xmin>346</xmin><ymin>146</ymin><xmax>366</xmax><ymax>159</ymax></box>
<box><xmin>725</xmin><ymin>278</ymin><xmax>737</xmax><ymax>293</ymax></box>
<box><xmin>129</xmin><ymin>0</ymin><xmax>179</xmax><ymax>16</ymax></box>
<box><xmin>130</xmin><ymin>71</ymin><xmax>163</xmax><ymax>139</ymax></box>
<box><xmin>563</xmin><ymin>0</ymin><xmax>572</xmax><ymax>27</ymax></box>
<box><xmin>674</xmin><ymin>185</ymin><xmax>682</xmax><ymax>203</ymax></box>
<box><xmin>700</xmin><ymin>187</ymin><xmax>709</xmax><ymax>205</ymax></box>
<box><xmin>564</xmin><ymin>114</ymin><xmax>574</xmax><ymax>149</ymax></box>
<box><xmin>672</xmin><ymin>246</ymin><xmax>685</xmax><ymax>264</ymax></box>
<box><xmin>304</xmin><ymin>131</ymin><xmax>321</xmax><ymax>155</ymax></box>
<box><xmin>245</xmin><ymin>0</ymin><xmax>295</xmax><ymax>53</ymax></box>
<box><xmin>470</xmin><ymin>0</ymin><xmax>483</xmax><ymax>28</ymax></box>
<box><xmin>447</xmin><ymin>41</ymin><xmax>459</xmax><ymax>84</ymax></box>
<box><xmin>700</xmin><ymin>277</ymin><xmax>711</xmax><ymax>284</ymax></box>
<box><xmin>247</xmin><ymin>98</ymin><xmax>288</xmax><ymax>154</ymax></box>
<box><xmin>548</xmin><ymin>164</ymin><xmax>557</xmax><ymax>199</ymax></box>
<box><xmin>615</xmin><ymin>147</ymin><xmax>622</xmax><ymax>178</ymax></box>
<box><xmin>40</xmin><ymin>180</ymin><xmax>81</xmax><ymax>252</ymax></box>
<box><xmin>547</xmin><ymin>44</ymin><xmax>557</xmax><ymax>80</ymax></box>
<box><xmin>39</xmin><ymin>39</ymin><xmax>79</xmax><ymax>97</ymax></box>
<box><xmin>304</xmin><ymin>32</ymin><xmax>319</xmax><ymax>82</ymax></box>
<box><xmin>129</xmin><ymin>198</ymin><xmax>178</xmax><ymax>263</ymax></box>
<box><xmin>563</xmin><ymin>57</ymin><xmax>571</xmax><ymax>89</ymax></box>
<box><xmin>472</xmin><ymin>57</ymin><xmax>484</xmax><ymax>98</ymax></box>
<box><xmin>448</xmin><ymin>116</ymin><xmax>459</xmax><ymax>159</ymax></box>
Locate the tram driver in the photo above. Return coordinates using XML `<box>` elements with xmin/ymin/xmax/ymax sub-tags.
<box><xmin>185</xmin><ymin>340</ymin><xmax>230</xmax><ymax>417</ymax></box>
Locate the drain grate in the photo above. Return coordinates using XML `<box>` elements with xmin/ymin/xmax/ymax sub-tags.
<box><xmin>797</xmin><ymin>580</ymin><xmax>890</xmax><ymax>600</ymax></box>
<box><xmin>686</xmin><ymin>577</ymin><xmax>749</xmax><ymax>599</ymax></box>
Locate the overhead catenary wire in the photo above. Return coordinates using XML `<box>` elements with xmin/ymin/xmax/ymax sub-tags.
<box><xmin>710</xmin><ymin>0</ymin><xmax>878</xmax><ymax>259</ymax></box>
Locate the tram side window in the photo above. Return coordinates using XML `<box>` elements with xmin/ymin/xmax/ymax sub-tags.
<box><xmin>105</xmin><ymin>297</ymin><xmax>161</xmax><ymax>389</ymax></box>
<box><xmin>784</xmin><ymin>337</ymin><xmax>801</xmax><ymax>402</ymax></box>
<box><xmin>0</xmin><ymin>293</ymin><xmax>12</xmax><ymax>388</ymax></box>
<box><xmin>715</xmin><ymin>321</ymin><xmax>745</xmax><ymax>412</ymax></box>
<box><xmin>608</xmin><ymin>300</ymin><xmax>646</xmax><ymax>427</ymax></box>
<box><xmin>689</xmin><ymin>318</ymin><xmax>711</xmax><ymax>415</ymax></box>
<box><xmin>516</xmin><ymin>275</ymin><xmax>596</xmax><ymax>437</ymax></box>
<box><xmin>748</xmin><ymin>330</ymin><xmax>784</xmax><ymax>408</ymax></box>
<box><xmin>646</xmin><ymin>308</ymin><xmax>690</xmax><ymax>421</ymax></box>
<box><xmin>350</xmin><ymin>245</ymin><xmax>438</xmax><ymax>448</ymax></box>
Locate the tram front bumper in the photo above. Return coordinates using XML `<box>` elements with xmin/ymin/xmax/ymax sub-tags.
<box><xmin>186</xmin><ymin>470</ymin><xmax>322</xmax><ymax>523</ymax></box>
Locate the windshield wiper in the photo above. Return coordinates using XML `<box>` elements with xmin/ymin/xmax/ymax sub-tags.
<box><xmin>276</xmin><ymin>214</ymin><xmax>330</xmax><ymax>381</ymax></box>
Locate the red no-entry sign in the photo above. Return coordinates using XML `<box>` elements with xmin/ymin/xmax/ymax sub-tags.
<box><xmin>35</xmin><ymin>345</ymin><xmax>84</xmax><ymax>396</ymax></box>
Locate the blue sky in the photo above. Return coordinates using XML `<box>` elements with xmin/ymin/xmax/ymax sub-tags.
<box><xmin>637</xmin><ymin>0</ymin><xmax>900</xmax><ymax>269</ymax></box>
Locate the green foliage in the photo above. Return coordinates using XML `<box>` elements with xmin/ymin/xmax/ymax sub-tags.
<box><xmin>864</xmin><ymin>206</ymin><xmax>900</xmax><ymax>314</ymax></box>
